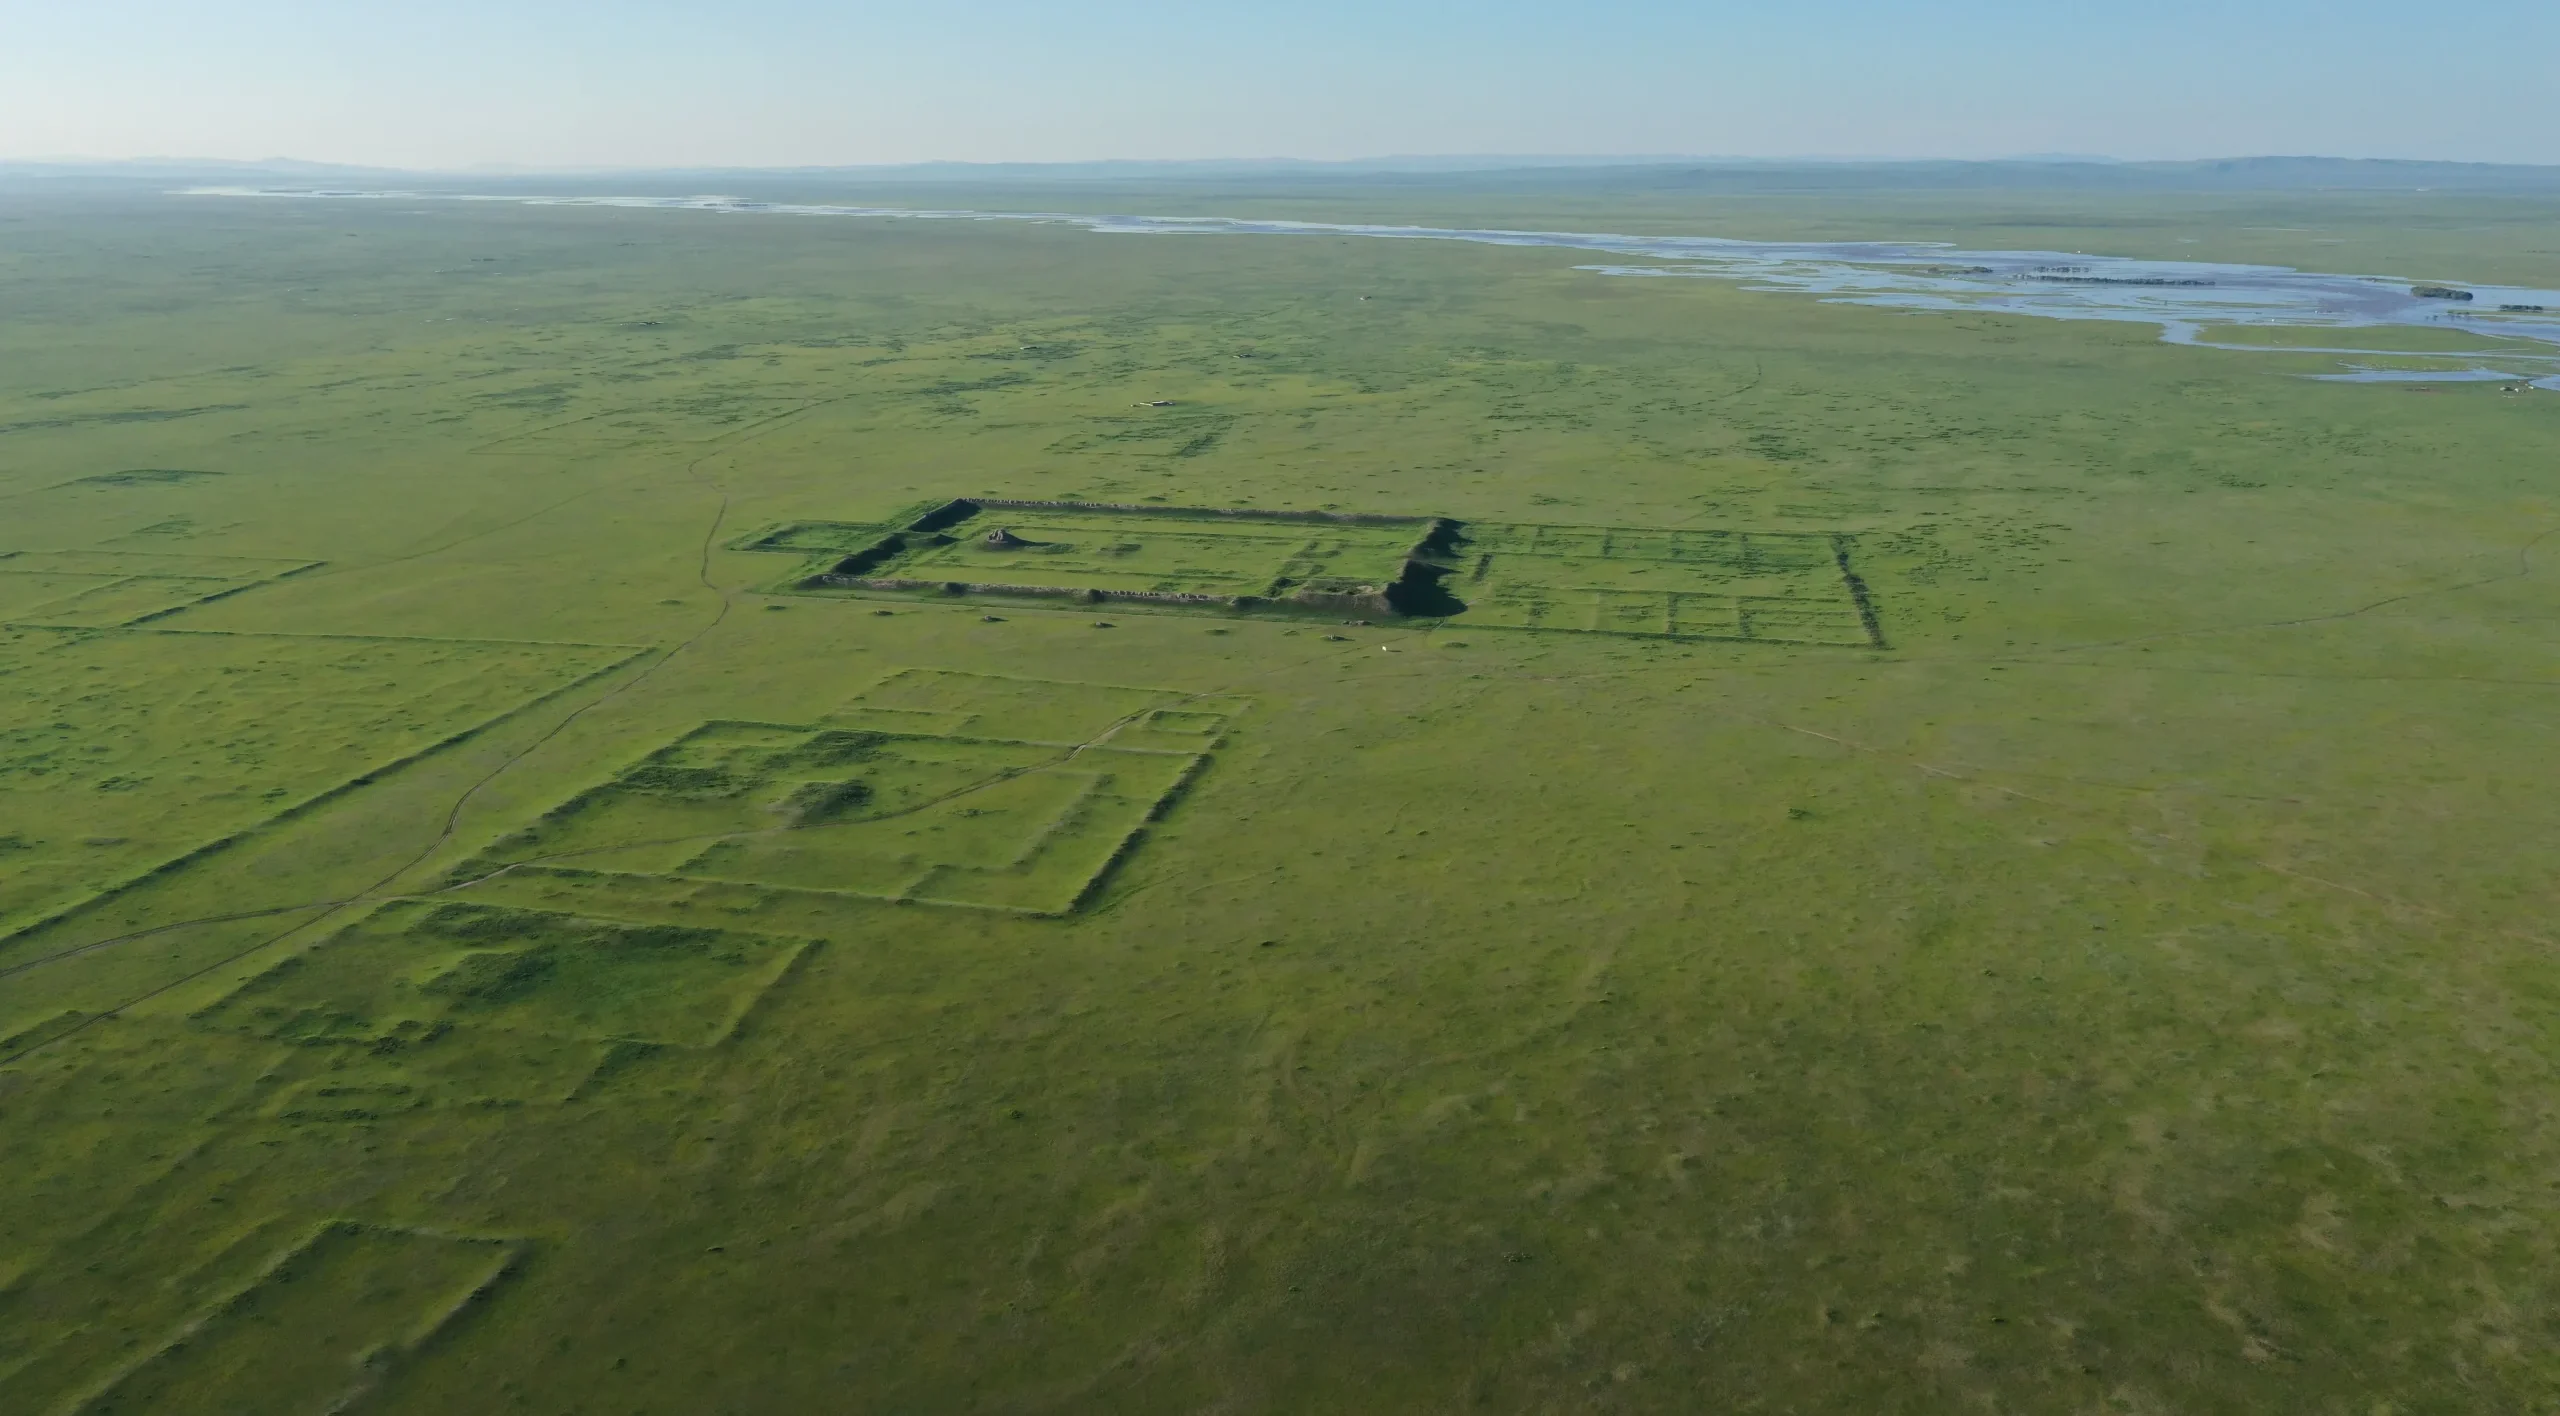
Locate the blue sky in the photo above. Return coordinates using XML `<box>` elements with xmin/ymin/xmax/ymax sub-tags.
<box><xmin>5</xmin><ymin>0</ymin><xmax>2554</xmax><ymax>168</ymax></box>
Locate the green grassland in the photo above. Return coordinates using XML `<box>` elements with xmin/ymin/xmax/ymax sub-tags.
<box><xmin>1</xmin><ymin>179</ymin><xmax>2558</xmax><ymax>1412</ymax></box>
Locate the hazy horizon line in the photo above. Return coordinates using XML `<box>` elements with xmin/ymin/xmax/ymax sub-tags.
<box><xmin>11</xmin><ymin>152</ymin><xmax>2560</xmax><ymax>178</ymax></box>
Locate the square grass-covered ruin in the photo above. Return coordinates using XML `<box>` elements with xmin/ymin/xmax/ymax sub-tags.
<box><xmin>74</xmin><ymin>1221</ymin><xmax>525</xmax><ymax>1416</ymax></box>
<box><xmin>0</xmin><ymin>549</ymin><xmax>317</xmax><ymax>628</ymax></box>
<box><xmin>454</xmin><ymin>671</ymin><xmax>1241</xmax><ymax>919</ymax></box>
<box><xmin>192</xmin><ymin>900</ymin><xmax>816</xmax><ymax>1109</ymax></box>
<box><xmin>741</xmin><ymin>498</ymin><xmax>1882</xmax><ymax>646</ymax></box>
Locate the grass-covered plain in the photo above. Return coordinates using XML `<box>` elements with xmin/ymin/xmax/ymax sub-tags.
<box><xmin>1</xmin><ymin>178</ymin><xmax>2558</xmax><ymax>1412</ymax></box>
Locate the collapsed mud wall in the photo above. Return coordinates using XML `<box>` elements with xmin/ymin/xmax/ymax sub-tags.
<box><xmin>974</xmin><ymin>498</ymin><xmax>1432</xmax><ymax>527</ymax></box>
<box><xmin>805</xmin><ymin>575</ymin><xmax>1245</xmax><ymax>609</ymax></box>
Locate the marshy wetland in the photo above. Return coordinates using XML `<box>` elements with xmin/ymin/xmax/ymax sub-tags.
<box><xmin>200</xmin><ymin>184</ymin><xmax>2560</xmax><ymax>386</ymax></box>
<box><xmin>3</xmin><ymin>176</ymin><xmax>2559</xmax><ymax>1412</ymax></box>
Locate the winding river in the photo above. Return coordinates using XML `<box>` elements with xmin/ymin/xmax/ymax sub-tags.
<box><xmin>185</xmin><ymin>187</ymin><xmax>2560</xmax><ymax>389</ymax></box>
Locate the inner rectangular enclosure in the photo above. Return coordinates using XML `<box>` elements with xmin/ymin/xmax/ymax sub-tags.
<box><xmin>897</xmin><ymin>510</ymin><xmax>1418</xmax><ymax>597</ymax></box>
<box><xmin>747</xmin><ymin>499</ymin><xmax>1433</xmax><ymax>613</ymax></box>
<box><xmin>1454</xmin><ymin>523</ymin><xmax>1877</xmax><ymax>645</ymax></box>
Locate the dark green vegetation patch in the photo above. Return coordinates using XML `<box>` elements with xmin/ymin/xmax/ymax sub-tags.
<box><xmin>63</xmin><ymin>468</ymin><xmax>227</xmax><ymax>489</ymax></box>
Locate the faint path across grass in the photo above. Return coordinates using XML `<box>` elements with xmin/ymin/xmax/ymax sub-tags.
<box><xmin>1974</xmin><ymin>519</ymin><xmax>2560</xmax><ymax>662</ymax></box>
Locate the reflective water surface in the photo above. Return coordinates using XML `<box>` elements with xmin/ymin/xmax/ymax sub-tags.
<box><xmin>185</xmin><ymin>188</ymin><xmax>2560</xmax><ymax>389</ymax></box>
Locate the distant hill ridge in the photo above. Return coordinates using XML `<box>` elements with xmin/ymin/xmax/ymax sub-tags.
<box><xmin>7</xmin><ymin>154</ymin><xmax>2559</xmax><ymax>192</ymax></box>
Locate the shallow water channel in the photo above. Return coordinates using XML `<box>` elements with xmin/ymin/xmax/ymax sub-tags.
<box><xmin>188</xmin><ymin>187</ymin><xmax>2560</xmax><ymax>390</ymax></box>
